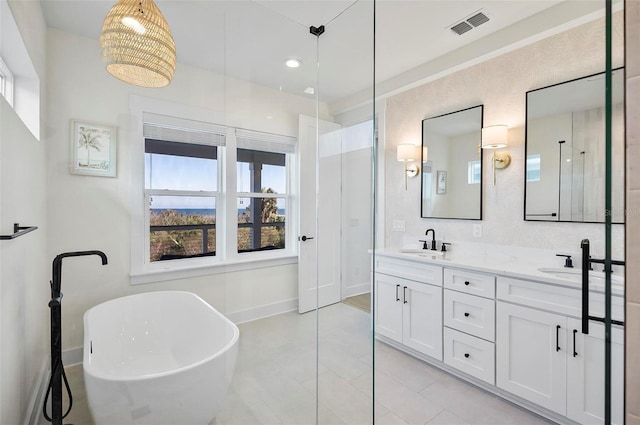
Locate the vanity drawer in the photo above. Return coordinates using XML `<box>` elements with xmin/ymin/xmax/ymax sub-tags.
<box><xmin>375</xmin><ymin>256</ymin><xmax>443</xmax><ymax>286</ymax></box>
<box><xmin>444</xmin><ymin>327</ymin><xmax>495</xmax><ymax>385</ymax></box>
<box><xmin>444</xmin><ymin>290</ymin><xmax>495</xmax><ymax>341</ymax></box>
<box><xmin>444</xmin><ymin>268</ymin><xmax>495</xmax><ymax>299</ymax></box>
<box><xmin>496</xmin><ymin>276</ymin><xmax>624</xmax><ymax>321</ymax></box>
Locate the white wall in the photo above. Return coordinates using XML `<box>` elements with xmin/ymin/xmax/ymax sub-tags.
<box><xmin>45</xmin><ymin>28</ymin><xmax>330</xmax><ymax>350</ymax></box>
<box><xmin>384</xmin><ymin>12</ymin><xmax>625</xmax><ymax>259</ymax></box>
<box><xmin>0</xmin><ymin>1</ymin><xmax>48</xmax><ymax>424</ymax></box>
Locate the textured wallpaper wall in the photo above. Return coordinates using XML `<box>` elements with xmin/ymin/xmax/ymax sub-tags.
<box><xmin>384</xmin><ymin>11</ymin><xmax>625</xmax><ymax>259</ymax></box>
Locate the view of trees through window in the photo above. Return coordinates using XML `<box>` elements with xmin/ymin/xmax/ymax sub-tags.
<box><xmin>145</xmin><ymin>136</ymin><xmax>289</xmax><ymax>262</ymax></box>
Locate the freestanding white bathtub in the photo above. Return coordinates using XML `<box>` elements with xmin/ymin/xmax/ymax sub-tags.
<box><xmin>83</xmin><ymin>291</ymin><xmax>239</xmax><ymax>425</ymax></box>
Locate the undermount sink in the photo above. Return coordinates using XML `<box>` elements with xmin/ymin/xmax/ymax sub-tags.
<box><xmin>537</xmin><ymin>267</ymin><xmax>624</xmax><ymax>286</ymax></box>
<box><xmin>398</xmin><ymin>248</ymin><xmax>444</xmax><ymax>258</ymax></box>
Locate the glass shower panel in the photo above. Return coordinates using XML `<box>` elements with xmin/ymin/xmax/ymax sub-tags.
<box><xmin>314</xmin><ymin>2</ymin><xmax>375</xmax><ymax>424</ymax></box>
<box><xmin>374</xmin><ymin>1</ymin><xmax>625</xmax><ymax>425</ymax></box>
<box><xmin>219</xmin><ymin>2</ymin><xmax>321</xmax><ymax>423</ymax></box>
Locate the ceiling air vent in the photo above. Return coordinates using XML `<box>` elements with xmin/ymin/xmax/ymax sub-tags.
<box><xmin>451</xmin><ymin>21</ymin><xmax>473</xmax><ymax>35</ymax></box>
<box><xmin>450</xmin><ymin>11</ymin><xmax>490</xmax><ymax>35</ymax></box>
<box><xmin>467</xmin><ymin>12</ymin><xmax>489</xmax><ymax>28</ymax></box>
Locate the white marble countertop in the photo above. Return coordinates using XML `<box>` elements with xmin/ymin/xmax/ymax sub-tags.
<box><xmin>374</xmin><ymin>247</ymin><xmax>624</xmax><ymax>297</ymax></box>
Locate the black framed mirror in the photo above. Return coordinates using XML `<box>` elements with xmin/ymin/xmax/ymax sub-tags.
<box><xmin>421</xmin><ymin>105</ymin><xmax>483</xmax><ymax>220</ymax></box>
<box><xmin>524</xmin><ymin>68</ymin><xmax>624</xmax><ymax>223</ymax></box>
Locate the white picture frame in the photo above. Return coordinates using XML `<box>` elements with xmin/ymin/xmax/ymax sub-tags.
<box><xmin>436</xmin><ymin>170</ymin><xmax>447</xmax><ymax>194</ymax></box>
<box><xmin>70</xmin><ymin>120</ymin><xmax>117</xmax><ymax>177</ymax></box>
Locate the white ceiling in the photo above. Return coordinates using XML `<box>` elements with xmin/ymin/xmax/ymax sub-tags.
<box><xmin>41</xmin><ymin>0</ymin><xmax>597</xmax><ymax>108</ymax></box>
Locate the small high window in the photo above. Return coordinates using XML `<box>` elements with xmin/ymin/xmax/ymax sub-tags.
<box><xmin>468</xmin><ymin>160</ymin><xmax>481</xmax><ymax>184</ymax></box>
<box><xmin>527</xmin><ymin>154</ymin><xmax>541</xmax><ymax>182</ymax></box>
<box><xmin>0</xmin><ymin>56</ymin><xmax>14</xmax><ymax>106</ymax></box>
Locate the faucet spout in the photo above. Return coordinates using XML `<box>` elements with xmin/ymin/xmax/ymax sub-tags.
<box><xmin>425</xmin><ymin>229</ymin><xmax>436</xmax><ymax>250</ymax></box>
<box><xmin>51</xmin><ymin>250</ymin><xmax>108</xmax><ymax>297</ymax></box>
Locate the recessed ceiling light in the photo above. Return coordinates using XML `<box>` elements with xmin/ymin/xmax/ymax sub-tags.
<box><xmin>285</xmin><ymin>58</ymin><xmax>302</xmax><ymax>68</ymax></box>
<box><xmin>304</xmin><ymin>87</ymin><xmax>315</xmax><ymax>95</ymax></box>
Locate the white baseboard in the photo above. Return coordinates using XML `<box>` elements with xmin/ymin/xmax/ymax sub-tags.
<box><xmin>26</xmin><ymin>347</ymin><xmax>84</xmax><ymax>425</ymax></box>
<box><xmin>62</xmin><ymin>347</ymin><xmax>83</xmax><ymax>366</ymax></box>
<box><xmin>227</xmin><ymin>298</ymin><xmax>298</xmax><ymax>324</ymax></box>
<box><xmin>25</xmin><ymin>358</ymin><xmax>49</xmax><ymax>425</ymax></box>
<box><xmin>343</xmin><ymin>282</ymin><xmax>371</xmax><ymax>299</ymax></box>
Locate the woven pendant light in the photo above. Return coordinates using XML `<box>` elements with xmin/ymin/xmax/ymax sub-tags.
<box><xmin>100</xmin><ymin>0</ymin><xmax>176</xmax><ymax>88</ymax></box>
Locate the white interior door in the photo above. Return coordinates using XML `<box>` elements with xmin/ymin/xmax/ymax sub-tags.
<box><xmin>298</xmin><ymin>114</ymin><xmax>342</xmax><ymax>313</ymax></box>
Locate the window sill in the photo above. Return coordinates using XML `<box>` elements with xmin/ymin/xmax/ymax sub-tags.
<box><xmin>130</xmin><ymin>254</ymin><xmax>298</xmax><ymax>285</ymax></box>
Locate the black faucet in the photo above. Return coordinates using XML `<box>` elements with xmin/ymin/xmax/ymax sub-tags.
<box><xmin>556</xmin><ymin>253</ymin><xmax>573</xmax><ymax>268</ymax></box>
<box><xmin>51</xmin><ymin>250</ymin><xmax>108</xmax><ymax>298</ymax></box>
<box><xmin>47</xmin><ymin>250</ymin><xmax>107</xmax><ymax>425</ymax></box>
<box><xmin>425</xmin><ymin>229</ymin><xmax>436</xmax><ymax>250</ymax></box>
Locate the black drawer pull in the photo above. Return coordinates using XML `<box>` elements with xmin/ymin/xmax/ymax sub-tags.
<box><xmin>556</xmin><ymin>325</ymin><xmax>561</xmax><ymax>352</ymax></box>
<box><xmin>464</xmin><ymin>312</ymin><xmax>470</xmax><ymax>317</ymax></box>
<box><xmin>403</xmin><ymin>286</ymin><xmax>408</xmax><ymax>304</ymax></box>
<box><xmin>573</xmin><ymin>329</ymin><xmax>578</xmax><ymax>357</ymax></box>
<box><xmin>464</xmin><ymin>353</ymin><xmax>470</xmax><ymax>358</ymax></box>
<box><xmin>395</xmin><ymin>285</ymin><xmax>400</xmax><ymax>302</ymax></box>
<box><xmin>464</xmin><ymin>281</ymin><xmax>470</xmax><ymax>286</ymax></box>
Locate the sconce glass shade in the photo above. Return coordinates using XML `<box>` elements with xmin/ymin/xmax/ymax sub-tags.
<box><xmin>422</xmin><ymin>147</ymin><xmax>429</xmax><ymax>162</ymax></box>
<box><xmin>397</xmin><ymin>144</ymin><xmax>420</xmax><ymax>161</ymax></box>
<box><xmin>481</xmin><ymin>125</ymin><xmax>508</xmax><ymax>149</ymax></box>
<box><xmin>100</xmin><ymin>0</ymin><xmax>176</xmax><ymax>88</ymax></box>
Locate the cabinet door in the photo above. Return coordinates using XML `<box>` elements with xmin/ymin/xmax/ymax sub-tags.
<box><xmin>496</xmin><ymin>302</ymin><xmax>567</xmax><ymax>415</ymax></box>
<box><xmin>374</xmin><ymin>273</ymin><xmax>403</xmax><ymax>343</ymax></box>
<box><xmin>402</xmin><ymin>280</ymin><xmax>443</xmax><ymax>361</ymax></box>
<box><xmin>566</xmin><ymin>318</ymin><xmax>624</xmax><ymax>425</ymax></box>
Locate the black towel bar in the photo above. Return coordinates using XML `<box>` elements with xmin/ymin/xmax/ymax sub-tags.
<box><xmin>0</xmin><ymin>223</ymin><xmax>38</xmax><ymax>240</ymax></box>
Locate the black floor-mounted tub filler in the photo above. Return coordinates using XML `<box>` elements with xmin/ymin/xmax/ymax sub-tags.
<box><xmin>43</xmin><ymin>250</ymin><xmax>108</xmax><ymax>425</ymax></box>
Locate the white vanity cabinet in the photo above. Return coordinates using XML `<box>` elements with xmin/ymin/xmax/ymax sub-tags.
<box><xmin>496</xmin><ymin>277</ymin><xmax>624</xmax><ymax>424</ymax></box>
<box><xmin>443</xmin><ymin>268</ymin><xmax>496</xmax><ymax>384</ymax></box>
<box><xmin>566</xmin><ymin>318</ymin><xmax>624</xmax><ymax>425</ymax></box>
<box><xmin>374</xmin><ymin>257</ymin><xmax>443</xmax><ymax>360</ymax></box>
<box><xmin>496</xmin><ymin>301</ymin><xmax>568</xmax><ymax>414</ymax></box>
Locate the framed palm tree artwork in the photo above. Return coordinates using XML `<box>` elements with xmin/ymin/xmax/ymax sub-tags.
<box><xmin>70</xmin><ymin>120</ymin><xmax>117</xmax><ymax>177</ymax></box>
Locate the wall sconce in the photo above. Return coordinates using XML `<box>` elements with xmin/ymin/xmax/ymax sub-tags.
<box><xmin>397</xmin><ymin>144</ymin><xmax>421</xmax><ymax>190</ymax></box>
<box><xmin>481</xmin><ymin>125</ymin><xmax>511</xmax><ymax>185</ymax></box>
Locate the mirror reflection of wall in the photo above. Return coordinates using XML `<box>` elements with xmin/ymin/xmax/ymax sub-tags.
<box><xmin>421</xmin><ymin>105</ymin><xmax>483</xmax><ymax>220</ymax></box>
<box><xmin>525</xmin><ymin>69</ymin><xmax>624</xmax><ymax>223</ymax></box>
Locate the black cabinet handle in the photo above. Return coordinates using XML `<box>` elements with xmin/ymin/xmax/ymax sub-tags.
<box><xmin>464</xmin><ymin>312</ymin><xmax>470</xmax><ymax>317</ymax></box>
<box><xmin>556</xmin><ymin>325</ymin><xmax>561</xmax><ymax>352</ymax></box>
<box><xmin>403</xmin><ymin>286</ymin><xmax>408</xmax><ymax>304</ymax></box>
<box><xmin>300</xmin><ymin>235</ymin><xmax>314</xmax><ymax>241</ymax></box>
<box><xmin>464</xmin><ymin>281</ymin><xmax>470</xmax><ymax>286</ymax></box>
<box><xmin>464</xmin><ymin>353</ymin><xmax>470</xmax><ymax>358</ymax></box>
<box><xmin>395</xmin><ymin>285</ymin><xmax>400</xmax><ymax>302</ymax></box>
<box><xmin>573</xmin><ymin>329</ymin><xmax>578</xmax><ymax>357</ymax></box>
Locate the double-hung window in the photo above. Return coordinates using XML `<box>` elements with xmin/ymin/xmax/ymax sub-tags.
<box><xmin>143</xmin><ymin>120</ymin><xmax>226</xmax><ymax>263</ymax></box>
<box><xmin>137</xmin><ymin>114</ymin><xmax>296</xmax><ymax>279</ymax></box>
<box><xmin>236</xmin><ymin>130</ymin><xmax>294</xmax><ymax>254</ymax></box>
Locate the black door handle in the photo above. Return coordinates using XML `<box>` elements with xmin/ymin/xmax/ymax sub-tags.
<box><xmin>403</xmin><ymin>286</ymin><xmax>408</xmax><ymax>304</ymax></box>
<box><xmin>300</xmin><ymin>235</ymin><xmax>314</xmax><ymax>241</ymax></box>
<box><xmin>395</xmin><ymin>285</ymin><xmax>400</xmax><ymax>302</ymax></box>
<box><xmin>573</xmin><ymin>329</ymin><xmax>578</xmax><ymax>357</ymax></box>
<box><xmin>556</xmin><ymin>325</ymin><xmax>561</xmax><ymax>352</ymax></box>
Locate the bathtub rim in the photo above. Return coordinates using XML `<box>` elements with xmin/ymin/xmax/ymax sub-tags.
<box><xmin>82</xmin><ymin>290</ymin><xmax>239</xmax><ymax>382</ymax></box>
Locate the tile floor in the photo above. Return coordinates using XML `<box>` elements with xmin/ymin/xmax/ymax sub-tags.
<box><xmin>57</xmin><ymin>302</ymin><xmax>553</xmax><ymax>425</ymax></box>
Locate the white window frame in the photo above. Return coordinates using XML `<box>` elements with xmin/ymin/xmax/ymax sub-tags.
<box><xmin>129</xmin><ymin>96</ymin><xmax>297</xmax><ymax>285</ymax></box>
<box><xmin>467</xmin><ymin>160</ymin><xmax>481</xmax><ymax>184</ymax></box>
<box><xmin>0</xmin><ymin>56</ymin><xmax>14</xmax><ymax>106</ymax></box>
<box><xmin>527</xmin><ymin>154</ymin><xmax>541</xmax><ymax>182</ymax></box>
